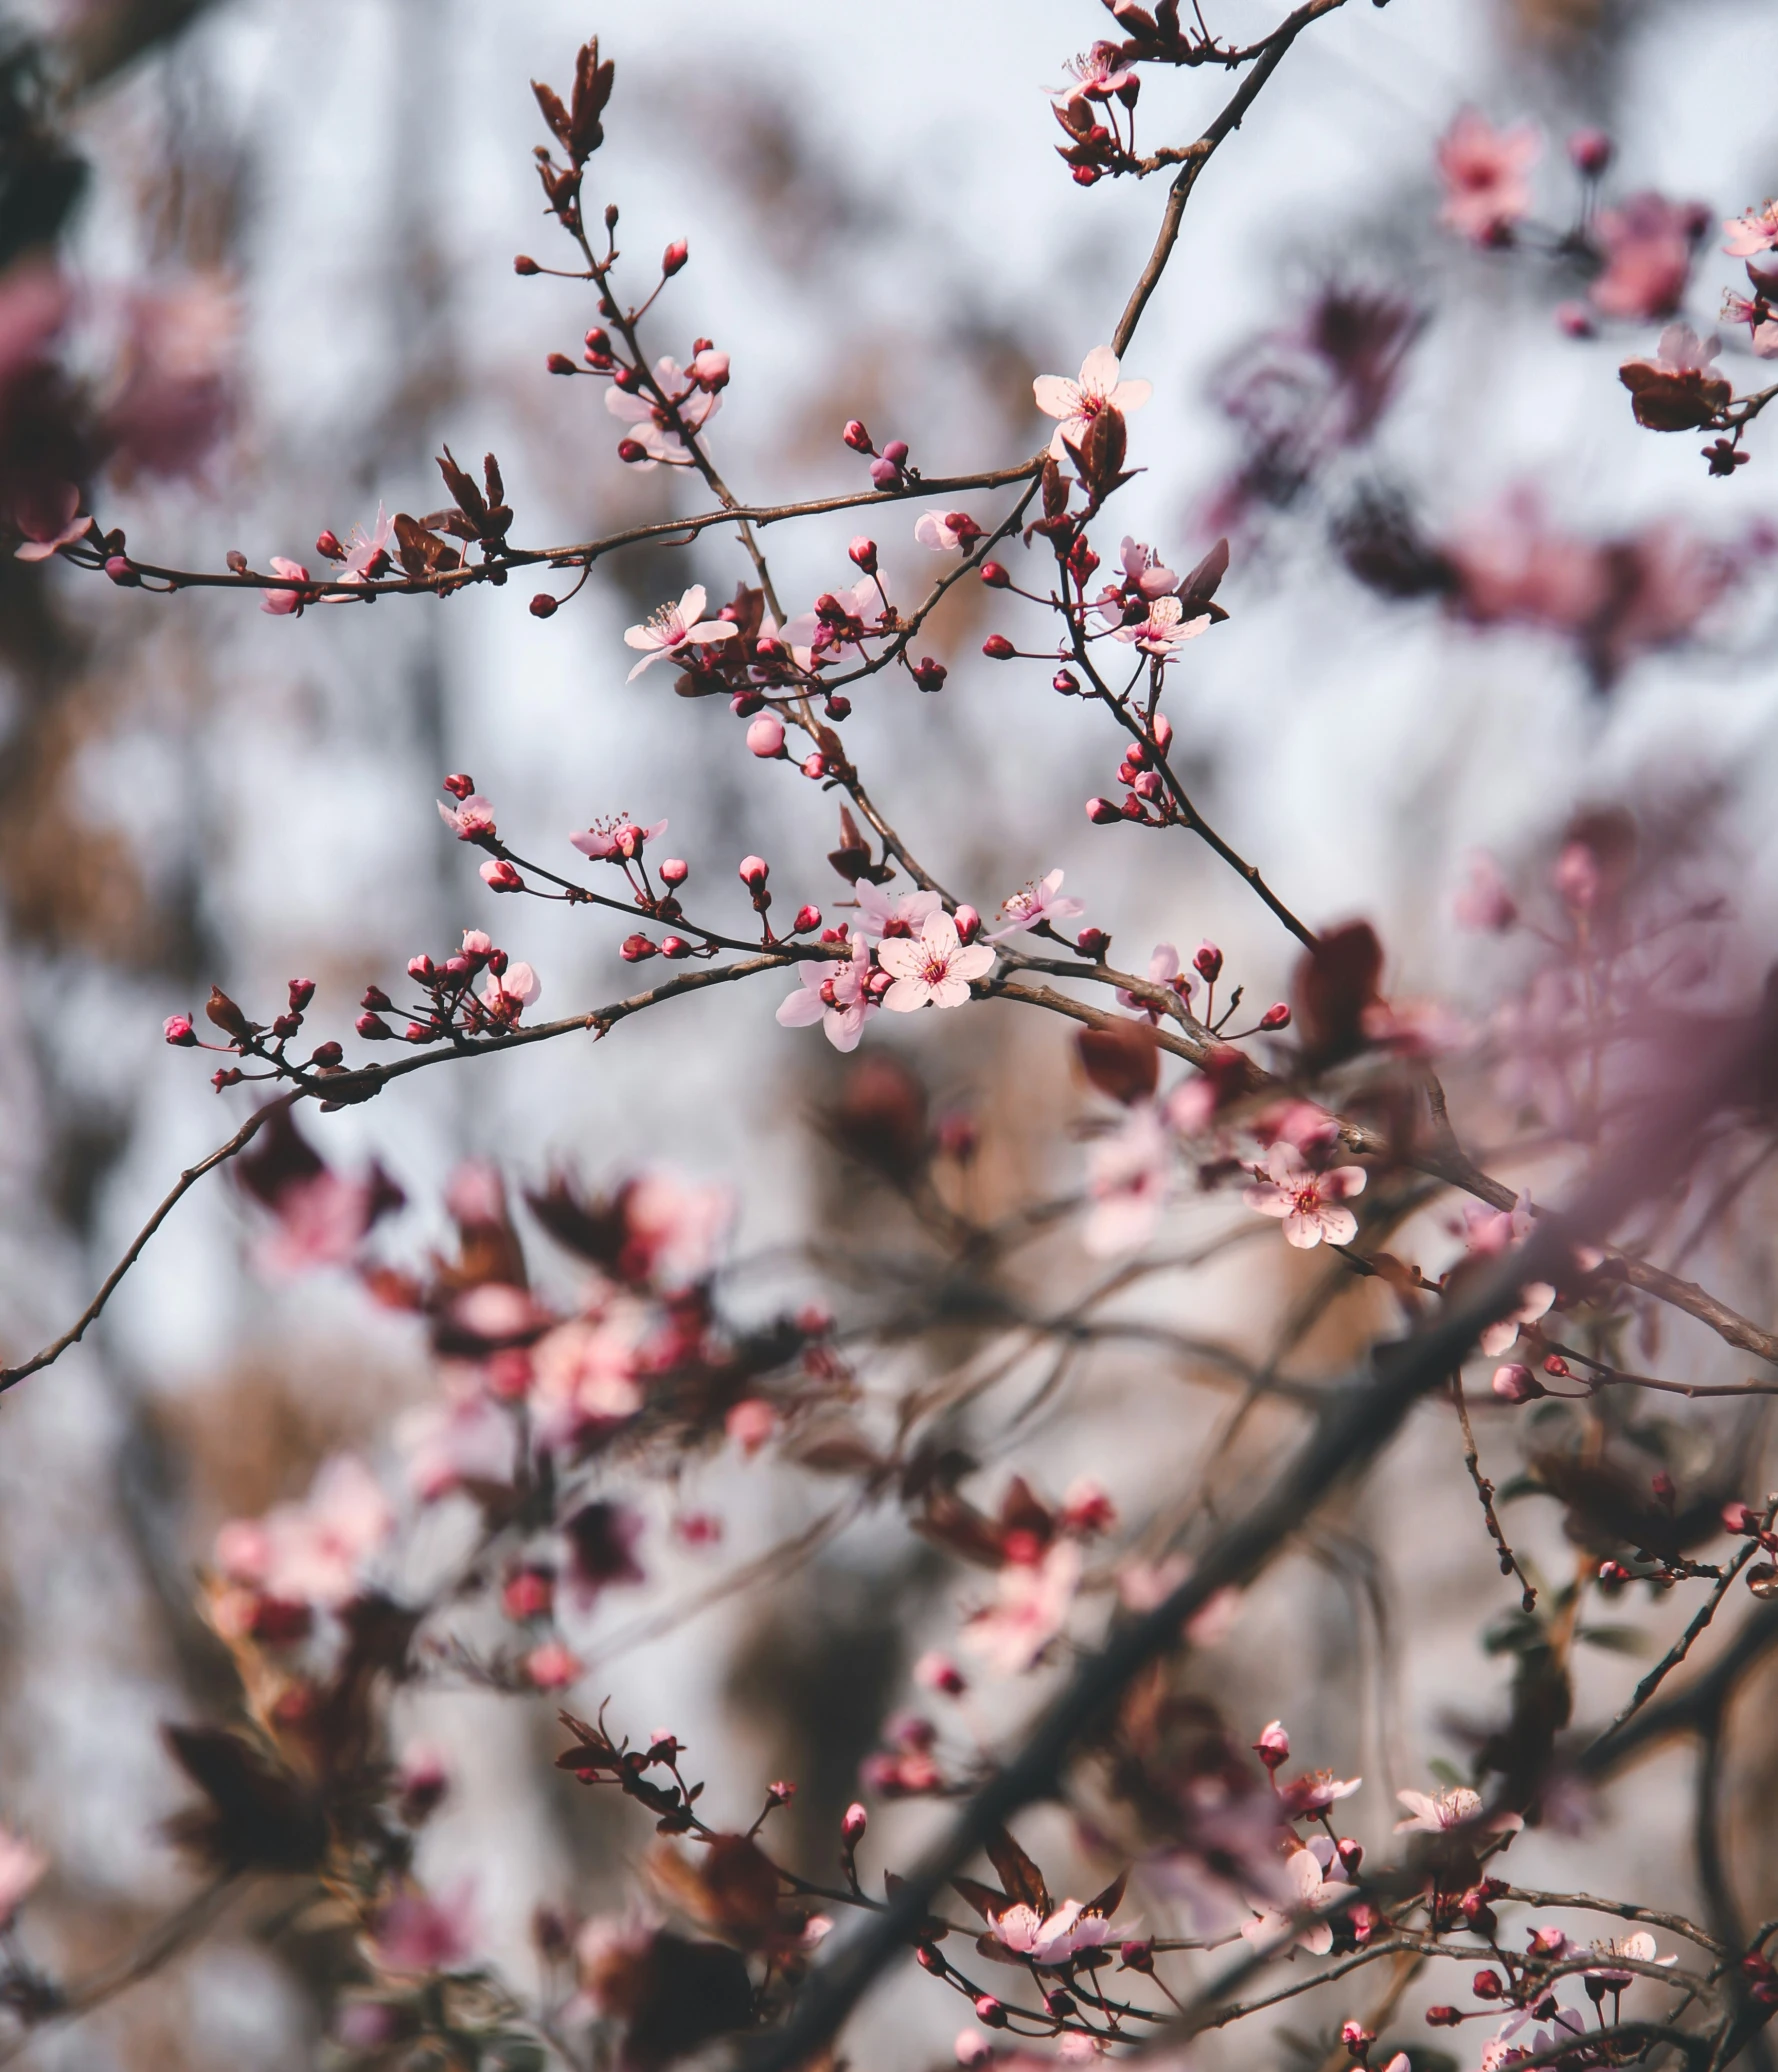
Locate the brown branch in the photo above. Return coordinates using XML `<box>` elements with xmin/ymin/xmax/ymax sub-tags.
<box><xmin>1450</xmin><ymin>1371</ymin><xmax>1538</xmax><ymax>1611</ymax></box>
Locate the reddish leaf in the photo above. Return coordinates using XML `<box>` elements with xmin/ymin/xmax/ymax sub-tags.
<box><xmin>1076</xmin><ymin>1021</ymin><xmax>1160</xmax><ymax>1105</ymax></box>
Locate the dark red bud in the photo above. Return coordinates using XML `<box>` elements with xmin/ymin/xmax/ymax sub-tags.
<box><xmin>287</xmin><ymin>978</ymin><xmax>316</xmax><ymax>1012</ymax></box>
<box><xmin>513</xmin><ymin>255</ymin><xmax>540</xmax><ymax>275</ymax></box>
<box><xmin>621</xmin><ymin>934</ymin><xmax>658</xmax><ymax>962</ymax></box>
<box><xmin>1259</xmin><ymin>1002</ymin><xmax>1291</xmax><ymax>1030</ymax></box>
<box><xmin>662</xmin><ymin>239</ymin><xmax>689</xmax><ymax>275</ymax></box>
<box><xmin>310</xmin><ymin>1040</ymin><xmax>344</xmax><ymax>1068</ymax></box>
<box><xmin>530</xmin><ymin>593</ymin><xmax>559</xmax><ymax>618</ymax></box>
<box><xmin>842</xmin><ymin>419</ymin><xmax>873</xmax><ymax>452</ymax></box>
<box><xmin>982</xmin><ymin>634</ymin><xmax>1016</xmax><ymax>660</ymax></box>
<box><xmin>1053</xmin><ymin>668</ymin><xmax>1080</xmax><ymax>694</ymax></box>
<box><xmin>617</xmin><ymin>439</ymin><xmax>647</xmax><ymax>465</ymax></box>
<box><xmin>1075</xmin><ymin>927</ymin><xmax>1111</xmax><ymax>960</ymax></box>
<box><xmin>980</xmin><ymin>561</ymin><xmax>1010</xmax><ymax>587</ymax></box>
<box><xmin>355</xmin><ymin>1012</ymin><xmax>393</xmax><ymax>1040</ymax></box>
<box><xmin>1087</xmin><ymin>796</ymin><xmax>1122</xmax><ymax>825</ymax></box>
<box><xmin>547</xmin><ymin>352</ymin><xmax>576</xmax><ymax>375</ymax></box>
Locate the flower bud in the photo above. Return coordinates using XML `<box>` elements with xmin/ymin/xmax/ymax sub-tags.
<box><xmin>662</xmin><ymin>239</ymin><xmax>689</xmax><ymax>275</ymax></box>
<box><xmin>356</xmin><ymin>1012</ymin><xmax>393</xmax><ymax>1040</ymax></box>
<box><xmin>1472</xmin><ymin>1970</ymin><xmax>1505</xmax><ymax>2001</ymax></box>
<box><xmin>801</xmin><ymin>753</ymin><xmax>827</xmax><ymax>780</ymax></box>
<box><xmin>915</xmin><ymin>1943</ymin><xmax>945</xmax><ymax>1974</ymax></box>
<box><xmin>1342</xmin><ymin>2022</ymin><xmax>1374</xmax><ymax>2053</ymax></box>
<box><xmin>310</xmin><ymin>1040</ymin><xmax>344</xmax><ymax>1068</ymax></box>
<box><xmin>513</xmin><ymin>255</ymin><xmax>540</xmax><ymax>275</ymax></box>
<box><xmin>981</xmin><ymin>634</ymin><xmax>1016</xmax><ymax>660</ymax></box>
<box><xmin>738</xmin><ymin>855</ymin><xmax>769</xmax><ymax>888</ymax></box>
<box><xmin>1152</xmin><ymin>712</ymin><xmax>1174</xmax><ymax>752</ymax></box>
<box><xmin>973</xmin><ymin>1998</ymin><xmax>1005</xmax><ymax>2029</ymax></box>
<box><xmin>105</xmin><ymin>554</ymin><xmax>139</xmax><ymax>585</ymax></box>
<box><xmin>882</xmin><ymin>440</ymin><xmax>909</xmax><ymax>466</ymax></box>
<box><xmin>361</xmin><ymin>984</ymin><xmax>394</xmax><ymax>1012</ymax></box>
<box><xmin>1075</xmin><ymin>926</ymin><xmax>1111</xmax><ymax>961</ymax></box>
<box><xmin>911</xmin><ymin>658</ymin><xmax>947</xmax><ymax>693</ymax></box>
<box><xmin>1253</xmin><ymin>1719</ymin><xmax>1290</xmax><ymax>1770</ymax></box>
<box><xmin>1568</xmin><ymin>127</ymin><xmax>1613</xmax><ymax>177</ymax></box>
<box><xmin>842</xmin><ymin>1801</ymin><xmax>868</xmax><ymax>1842</ymax></box>
<box><xmin>480</xmin><ymin>859</ymin><xmax>524</xmax><ymax>892</ymax></box>
<box><xmin>442</xmin><ymin>772</ymin><xmax>475</xmax><ymax>799</ymax></box>
<box><xmin>1087</xmin><ymin>796</ymin><xmax>1122</xmax><ymax>825</ymax></box>
<box><xmin>660</xmin><ymin>936</ymin><xmax>693</xmax><ymax>959</ymax></box>
<box><xmin>1425</xmin><ymin>2007</ymin><xmax>1461</xmax><ymax>2028</ymax></box>
<box><xmin>621</xmin><ymin>934</ymin><xmax>658</xmax><ymax>962</ymax></box>
<box><xmin>980</xmin><ymin>561</ymin><xmax>1010</xmax><ymax>588</ymax></box>
<box><xmin>315</xmin><ymin>529</ymin><xmax>344</xmax><ymax>560</ymax></box>
<box><xmin>825</xmin><ymin>694</ymin><xmax>852</xmax><ymax>720</ymax></box>
<box><xmin>953</xmin><ymin>905</ymin><xmax>981</xmax><ymax>943</ymax></box>
<box><xmin>747</xmin><ymin>714</ymin><xmax>786</xmax><ymax>758</ymax></box>
<box><xmin>164</xmin><ymin>1014</ymin><xmax>197</xmax><ymax>1046</ymax></box>
<box><xmin>842</xmin><ymin>419</ymin><xmax>872</xmax><ymax>452</ymax></box>
<box><xmin>915</xmin><ymin>1651</ymin><xmax>966</xmax><ymax>1696</ymax></box>
<box><xmin>768</xmin><ymin>1779</ymin><xmax>796</xmax><ymax>1805</ymax></box>
<box><xmin>1724</xmin><ymin>1501</ymin><xmax>1757</xmax><ymax>1534</ymax></box>
<box><xmin>1259</xmin><ymin>1002</ymin><xmax>1292</xmax><ymax>1030</ymax></box>
<box><xmin>1492</xmin><ymin>1362</ymin><xmax>1543</xmax><ymax>1404</ymax></box>
<box><xmin>488</xmin><ymin>947</ymin><xmax>509</xmax><ymax>976</ymax></box>
<box><xmin>689</xmin><ymin>349</ymin><xmax>730</xmax><ymax>390</ymax></box>
<box><xmin>530</xmin><ymin>592</ymin><xmax>559</xmax><ymax>618</ymax></box>
<box><xmin>617</xmin><ymin>438</ymin><xmax>648</xmax><ymax>464</ymax></box>
<box><xmin>1543</xmin><ymin>1355</ymin><xmax>1572</xmax><ymax>1377</ymax></box>
<box><xmin>660</xmin><ymin>858</ymin><xmax>689</xmax><ymax>886</ymax></box>
<box><xmin>869</xmin><ymin>456</ymin><xmax>902</xmax><ymax>489</ymax></box>
<box><xmin>612</xmin><ymin>364</ymin><xmax>640</xmax><ymax>392</ymax></box>
<box><xmin>404</xmin><ymin>1022</ymin><xmax>431</xmax><ymax>1042</ymax></box>
<box><xmin>547</xmin><ymin>351</ymin><xmax>576</xmax><ymax>375</ymax></box>
<box><xmin>1193</xmin><ymin>941</ymin><xmax>1223</xmax><ymax>983</ymax></box>
<box><xmin>794</xmin><ymin>904</ymin><xmax>822</xmax><ymax>932</ymax></box>
<box><xmin>287</xmin><ymin>978</ymin><xmax>317</xmax><ymax>1012</ymax></box>
<box><xmin>1053</xmin><ymin>668</ymin><xmax>1080</xmax><ymax>695</ymax></box>
<box><xmin>1119</xmin><ymin>1940</ymin><xmax>1154</xmax><ymax>1972</ymax></box>
<box><xmin>848</xmin><ymin>537</ymin><xmax>878</xmax><ymax>575</ymax></box>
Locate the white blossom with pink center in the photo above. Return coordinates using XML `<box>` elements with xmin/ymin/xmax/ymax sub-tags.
<box><xmin>1033</xmin><ymin>345</ymin><xmax>1152</xmax><ymax>462</ymax></box>
<box><xmin>438</xmin><ymin>793</ymin><xmax>496</xmax><ymax>841</ymax></box>
<box><xmin>876</xmin><ymin>912</ymin><xmax>996</xmax><ymax>1012</ymax></box>
<box><xmin>1242</xmin><ymin>1143</ymin><xmax>1367</xmax><ymax>1249</ymax></box>
<box><xmin>962</xmin><ymin>1539</ymin><xmax>1081</xmax><ymax>1675</ymax></box>
<box><xmin>604</xmin><ymin>355</ymin><xmax>721</xmax><ymax>468</ymax></box>
<box><xmin>776</xmin><ymin>937</ymin><xmax>877</xmax><ymax>1052</ymax></box>
<box><xmin>1239</xmin><ymin>1837</ymin><xmax>1348</xmax><ymax>1956</ymax></box>
<box><xmin>1084</xmin><ymin>1104</ymin><xmax>1170</xmax><ymax>1257</ymax></box>
<box><xmin>479</xmin><ymin>961</ymin><xmax>540</xmax><ymax>1024</ymax></box>
<box><xmin>986</xmin><ymin>869</ymin><xmax>1085</xmax><ymax>942</ymax></box>
<box><xmin>530</xmin><ymin>1311</ymin><xmax>646</xmax><ymax>1449</ymax></box>
<box><xmin>1392</xmin><ymin>1783</ymin><xmax>1520</xmax><ymax>1838</ymax></box>
<box><xmin>332</xmin><ymin>504</ymin><xmax>394</xmax><ymax>589</ymax></box>
<box><xmin>1112</xmin><ymin>593</ymin><xmax>1210</xmax><ymax>658</ymax></box>
<box><xmin>990</xmin><ymin>1898</ymin><xmax>1121</xmax><ymax>1967</ymax></box>
<box><xmin>260</xmin><ymin>556</ymin><xmax>309</xmax><ymax>614</ymax></box>
<box><xmin>624</xmin><ymin>584</ymin><xmax>739</xmax><ymax>680</ymax></box>
<box><xmin>398</xmin><ymin>1393</ymin><xmax>517</xmax><ymax>1502</ymax></box>
<box><xmin>1116</xmin><ymin>943</ymin><xmax>1195</xmax><ymax>1020</ymax></box>
<box><xmin>1051</xmin><ymin>42</ymin><xmax>1137</xmax><ymax>105</ymax></box>
<box><xmin>913</xmin><ymin>510</ymin><xmax>979</xmax><ymax>551</ymax></box>
<box><xmin>1435</xmin><ymin>110</ymin><xmax>1541</xmax><ymax>245</ymax></box>
<box><xmin>1724</xmin><ymin>203</ymin><xmax>1778</xmax><ymax>258</ymax></box>
<box><xmin>853</xmin><ymin>884</ymin><xmax>944</xmax><ymax>942</ymax></box>
<box><xmin>571</xmin><ymin>815</ymin><xmax>668</xmax><ymax>862</ymax></box>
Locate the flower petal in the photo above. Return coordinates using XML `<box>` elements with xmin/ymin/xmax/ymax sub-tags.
<box><xmin>1032</xmin><ymin>375</ymin><xmax>1081</xmax><ymax>419</ymax></box>
<box><xmin>1078</xmin><ymin>345</ymin><xmax>1122</xmax><ymax>395</ymax></box>
<box><xmin>882</xmin><ymin>977</ymin><xmax>930</xmax><ymax>1013</ymax></box>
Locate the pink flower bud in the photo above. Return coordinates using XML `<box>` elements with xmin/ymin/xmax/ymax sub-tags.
<box><xmin>767</xmin><ymin>1778</ymin><xmax>796</xmax><ymax>1805</ymax></box>
<box><xmin>442</xmin><ymin>772</ymin><xmax>475</xmax><ymax>800</ymax></box>
<box><xmin>584</xmin><ymin>327</ymin><xmax>610</xmax><ymax>356</ymax></box>
<box><xmin>1119</xmin><ymin>1940</ymin><xmax>1154</xmax><ymax>1971</ymax></box>
<box><xmin>980</xmin><ymin>561</ymin><xmax>1010</xmax><ymax>588</ymax></box>
<box><xmin>955</xmin><ymin>2030</ymin><xmax>990</xmax><ymax>2068</ymax></box>
<box><xmin>747</xmin><ymin>714</ymin><xmax>786</xmax><ymax>758</ymax></box>
<box><xmin>164</xmin><ymin>1014</ymin><xmax>197</xmax><ymax>1046</ymax></box>
<box><xmin>105</xmin><ymin>554</ymin><xmax>139</xmax><ymax>585</ymax></box>
<box><xmin>801</xmin><ymin>753</ymin><xmax>827</xmax><ymax>780</ymax></box>
<box><xmin>530</xmin><ymin>592</ymin><xmax>559</xmax><ymax>618</ymax></box>
<box><xmin>1567</xmin><ymin>127</ymin><xmax>1613</xmax><ymax>176</ymax></box>
<box><xmin>981</xmin><ymin>634</ymin><xmax>1015</xmax><ymax>660</ymax></box>
<box><xmin>617</xmin><ymin>438</ymin><xmax>647</xmax><ymax>464</ymax></box>
<box><xmin>916</xmin><ymin>1943</ymin><xmax>945</xmax><ymax>1974</ymax></box>
<box><xmin>1053</xmin><ymin>668</ymin><xmax>1080</xmax><ymax>694</ymax></box>
<box><xmin>310</xmin><ymin>1040</ymin><xmax>343</xmax><ymax>1068</ymax></box>
<box><xmin>662</xmin><ymin>239</ymin><xmax>689</xmax><ymax>275</ymax></box>
<box><xmin>661</xmin><ymin>936</ymin><xmax>691</xmax><ymax>958</ymax></box>
<box><xmin>480</xmin><ymin>859</ymin><xmax>524</xmax><ymax>892</ymax></box>
<box><xmin>1087</xmin><ymin>796</ymin><xmax>1122</xmax><ymax>825</ymax></box>
<box><xmin>1492</xmin><ymin>1362</ymin><xmax>1543</xmax><ymax>1403</ymax></box>
<box><xmin>526</xmin><ymin>1641</ymin><xmax>581</xmax><ymax>1690</ymax></box>
<box><xmin>848</xmin><ymin>537</ymin><xmax>878</xmax><ymax>575</ymax></box>
<box><xmin>953</xmin><ymin>905</ymin><xmax>981</xmax><ymax>943</ymax></box>
<box><xmin>356</xmin><ymin>1012</ymin><xmax>393</xmax><ymax>1040</ymax></box>
<box><xmin>1724</xmin><ymin>1500</ymin><xmax>1757</xmax><ymax>1534</ymax></box>
<box><xmin>842</xmin><ymin>419</ymin><xmax>872</xmax><ymax>452</ymax></box>
<box><xmin>660</xmin><ymin>858</ymin><xmax>689</xmax><ymax>885</ymax></box>
<box><xmin>973</xmin><ymin>1997</ymin><xmax>1005</xmax><ymax>2029</ymax></box>
<box><xmin>1259</xmin><ymin>1002</ymin><xmax>1292</xmax><ymax>1030</ymax></box>
<box><xmin>738</xmin><ymin>855</ymin><xmax>769</xmax><ymax>888</ymax></box>
<box><xmin>1425</xmin><ymin>2007</ymin><xmax>1461</xmax><ymax>2028</ymax></box>
<box><xmin>287</xmin><ymin>978</ymin><xmax>316</xmax><ymax>1012</ymax></box>
<box><xmin>689</xmin><ymin>349</ymin><xmax>730</xmax><ymax>391</ymax></box>
<box><xmin>1075</xmin><ymin>926</ymin><xmax>1111</xmax><ymax>960</ymax></box>
<box><xmin>1253</xmin><ymin>1719</ymin><xmax>1290</xmax><ymax>1770</ymax></box>
<box><xmin>869</xmin><ymin>455</ymin><xmax>901</xmax><ymax>488</ymax></box>
<box><xmin>621</xmin><ymin>934</ymin><xmax>658</xmax><ymax>962</ymax></box>
<box><xmin>794</xmin><ymin>904</ymin><xmax>822</xmax><ymax>932</ymax></box>
<box><xmin>825</xmin><ymin>694</ymin><xmax>852</xmax><ymax>721</ymax></box>
<box><xmin>1472</xmin><ymin>1970</ymin><xmax>1504</xmax><ymax>2001</ymax></box>
<box><xmin>882</xmin><ymin>440</ymin><xmax>909</xmax><ymax>466</ymax></box>
<box><xmin>1193</xmin><ymin>941</ymin><xmax>1223</xmax><ymax>982</ymax></box>
<box><xmin>842</xmin><ymin>1801</ymin><xmax>868</xmax><ymax>1841</ymax></box>
<box><xmin>361</xmin><ymin>983</ymin><xmax>394</xmax><ymax>1011</ymax></box>
<box><xmin>1342</xmin><ymin>2022</ymin><xmax>1374</xmax><ymax>2052</ymax></box>
<box><xmin>1152</xmin><ymin>712</ymin><xmax>1174</xmax><ymax>752</ymax></box>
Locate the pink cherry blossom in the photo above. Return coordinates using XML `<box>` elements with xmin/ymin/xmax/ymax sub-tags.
<box><xmin>1113</xmin><ymin>594</ymin><xmax>1210</xmax><ymax>657</ymax></box>
<box><xmin>1084</xmin><ymin>1104</ymin><xmax>1170</xmax><ymax>1257</ymax></box>
<box><xmin>1052</xmin><ymin>42</ymin><xmax>1137</xmax><ymax>104</ymax></box>
<box><xmin>776</xmin><ymin>938</ymin><xmax>877</xmax><ymax>1052</ymax></box>
<box><xmin>1114</xmin><ymin>536</ymin><xmax>1179</xmax><ymax>599</ymax></box>
<box><xmin>624</xmin><ymin>1171</ymin><xmax>733</xmax><ymax>1285</ymax></box>
<box><xmin>479</xmin><ymin>961</ymin><xmax>540</xmax><ymax>1024</ymax></box>
<box><xmin>853</xmin><ymin>883</ymin><xmax>944</xmax><ymax>942</ymax></box>
<box><xmin>438</xmin><ymin>792</ymin><xmax>496</xmax><ymax>840</ymax></box>
<box><xmin>259</xmin><ymin>556</ymin><xmax>310</xmax><ymax>614</ymax></box>
<box><xmin>397</xmin><ymin>1393</ymin><xmax>516</xmax><ymax>1501</ymax></box>
<box><xmin>1392</xmin><ymin>1784</ymin><xmax>1520</xmax><ymax>1837</ymax></box>
<box><xmin>1590</xmin><ymin>194</ymin><xmax>1700</xmax><ymax>322</ymax></box>
<box><xmin>13</xmin><ymin>481</ymin><xmax>91</xmax><ymax>562</ymax></box>
<box><xmin>1436</xmin><ymin>110</ymin><xmax>1540</xmax><ymax>245</ymax></box>
<box><xmin>625</xmin><ymin>585</ymin><xmax>739</xmax><ymax>680</ymax></box>
<box><xmin>1478</xmin><ymin>1281</ymin><xmax>1556</xmax><ymax>1358</ymax></box>
<box><xmin>332</xmin><ymin>505</ymin><xmax>394</xmax><ymax>589</ymax></box>
<box><xmin>1242</xmin><ymin>1143</ymin><xmax>1366</xmax><ymax>1249</ymax></box>
<box><xmin>571</xmin><ymin>815</ymin><xmax>668</xmax><ymax>862</ymax></box>
<box><xmin>986</xmin><ymin>869</ymin><xmax>1085</xmax><ymax>942</ymax></box>
<box><xmin>1117</xmin><ymin>943</ymin><xmax>1194</xmax><ymax>1021</ymax></box>
<box><xmin>526</xmin><ymin>1640</ymin><xmax>583</xmax><ymax>1689</ymax></box>
<box><xmin>604</xmin><ymin>356</ymin><xmax>722</xmax><ymax>468</ymax></box>
<box><xmin>913</xmin><ymin>510</ymin><xmax>981</xmax><ymax>551</ymax></box>
<box><xmin>876</xmin><ymin>911</ymin><xmax>996</xmax><ymax>1012</ymax></box>
<box><xmin>1586</xmin><ymin>1930</ymin><xmax>1676</xmax><ymax>1984</ymax></box>
<box><xmin>1724</xmin><ymin>203</ymin><xmax>1778</xmax><ymax>258</ymax></box>
<box><xmin>369</xmin><ymin>1879</ymin><xmax>478</xmax><ymax>1975</ymax></box>
<box><xmin>991</xmin><ymin>1898</ymin><xmax>1121</xmax><ymax>1966</ymax></box>
<box><xmin>1033</xmin><ymin>346</ymin><xmax>1152</xmax><ymax>462</ymax></box>
<box><xmin>529</xmin><ymin>1314</ymin><xmax>645</xmax><ymax>1447</ymax></box>
<box><xmin>962</xmin><ymin>1539</ymin><xmax>1081</xmax><ymax>1675</ymax></box>
<box><xmin>0</xmin><ymin>1831</ymin><xmax>47</xmax><ymax>1926</ymax></box>
<box><xmin>215</xmin><ymin>1453</ymin><xmax>393</xmax><ymax>1610</ymax></box>
<box><xmin>1239</xmin><ymin>1838</ymin><xmax>1346</xmax><ymax>1956</ymax></box>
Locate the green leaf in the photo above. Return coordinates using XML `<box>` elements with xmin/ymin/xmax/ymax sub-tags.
<box><xmin>1428</xmin><ymin>1756</ymin><xmax>1466</xmax><ymax>1789</ymax></box>
<box><xmin>1577</xmin><ymin>1624</ymin><xmax>1654</xmax><ymax>1656</ymax></box>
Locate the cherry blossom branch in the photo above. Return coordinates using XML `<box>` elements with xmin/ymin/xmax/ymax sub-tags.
<box><xmin>0</xmin><ymin>1103</ymin><xmax>283</xmax><ymax>1392</ymax></box>
<box><xmin>1449</xmin><ymin>1371</ymin><xmax>1538</xmax><ymax>1612</ymax></box>
<box><xmin>1498</xmin><ymin>1889</ymin><xmax>1730</xmax><ymax>1960</ymax></box>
